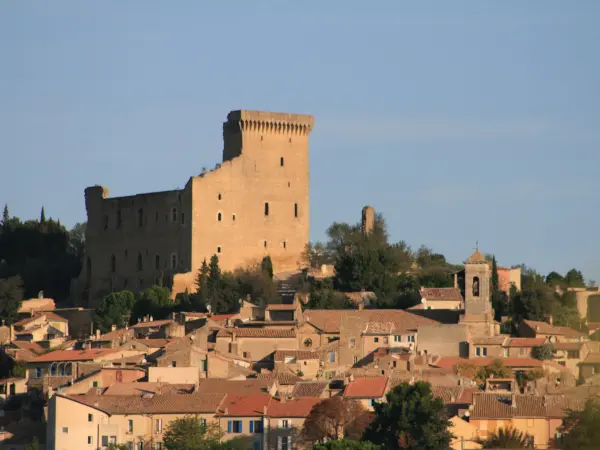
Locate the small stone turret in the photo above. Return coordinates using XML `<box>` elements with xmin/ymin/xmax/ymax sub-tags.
<box><xmin>362</xmin><ymin>206</ymin><xmax>375</xmax><ymax>235</ymax></box>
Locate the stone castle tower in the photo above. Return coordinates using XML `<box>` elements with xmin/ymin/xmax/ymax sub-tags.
<box><xmin>459</xmin><ymin>249</ymin><xmax>497</xmax><ymax>337</ymax></box>
<box><xmin>76</xmin><ymin>110</ymin><xmax>314</xmax><ymax>305</ymax></box>
<box><xmin>361</xmin><ymin>206</ymin><xmax>375</xmax><ymax>235</ymax></box>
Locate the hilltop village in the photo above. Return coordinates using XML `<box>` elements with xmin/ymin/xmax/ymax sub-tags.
<box><xmin>1</xmin><ymin>111</ymin><xmax>600</xmax><ymax>450</ymax></box>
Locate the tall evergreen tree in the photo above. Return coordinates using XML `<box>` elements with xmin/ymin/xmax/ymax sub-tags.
<box><xmin>261</xmin><ymin>255</ymin><xmax>274</xmax><ymax>279</ymax></box>
<box><xmin>40</xmin><ymin>207</ymin><xmax>46</xmax><ymax>224</ymax></box>
<box><xmin>491</xmin><ymin>255</ymin><xmax>499</xmax><ymax>292</ymax></box>
<box><xmin>1</xmin><ymin>204</ymin><xmax>9</xmax><ymax>227</ymax></box>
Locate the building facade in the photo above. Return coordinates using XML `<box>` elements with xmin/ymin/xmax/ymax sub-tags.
<box><xmin>76</xmin><ymin>110</ymin><xmax>314</xmax><ymax>305</ymax></box>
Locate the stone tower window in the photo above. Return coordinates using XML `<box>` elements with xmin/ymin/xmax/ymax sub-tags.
<box><xmin>155</xmin><ymin>254</ymin><xmax>160</xmax><ymax>270</ymax></box>
<box><xmin>117</xmin><ymin>210</ymin><xmax>122</xmax><ymax>229</ymax></box>
<box><xmin>264</xmin><ymin>240</ymin><xmax>268</xmax><ymax>248</ymax></box>
<box><xmin>264</xmin><ymin>203</ymin><xmax>269</xmax><ymax>217</ymax></box>
<box><xmin>217</xmin><ymin>212</ymin><xmax>222</xmax><ymax>222</ymax></box>
<box><xmin>110</xmin><ymin>255</ymin><xmax>116</xmax><ymax>273</ymax></box>
<box><xmin>155</xmin><ymin>212</ymin><xmax>159</xmax><ymax>222</ymax></box>
<box><xmin>232</xmin><ymin>214</ymin><xmax>236</xmax><ymax>222</ymax></box>
<box><xmin>171</xmin><ymin>253</ymin><xmax>177</xmax><ymax>269</ymax></box>
<box><xmin>103</xmin><ymin>215</ymin><xmax>109</xmax><ymax>230</ymax></box>
<box><xmin>138</xmin><ymin>209</ymin><xmax>144</xmax><ymax>228</ymax></box>
<box><xmin>294</xmin><ymin>203</ymin><xmax>298</xmax><ymax>218</ymax></box>
<box><xmin>137</xmin><ymin>253</ymin><xmax>143</xmax><ymax>271</ymax></box>
<box><xmin>280</xmin><ymin>157</ymin><xmax>284</xmax><ymax>167</ymax></box>
<box><xmin>218</xmin><ymin>193</ymin><xmax>222</xmax><ymax>200</ymax></box>
<box><xmin>181</xmin><ymin>212</ymin><xmax>185</xmax><ymax>225</ymax></box>
<box><xmin>283</xmin><ymin>241</ymin><xmax>287</xmax><ymax>249</ymax></box>
<box><xmin>171</xmin><ymin>208</ymin><xmax>177</xmax><ymax>224</ymax></box>
<box><xmin>473</xmin><ymin>276</ymin><xmax>480</xmax><ymax>297</ymax></box>
<box><xmin>217</xmin><ymin>246</ymin><xmax>221</xmax><ymax>254</ymax></box>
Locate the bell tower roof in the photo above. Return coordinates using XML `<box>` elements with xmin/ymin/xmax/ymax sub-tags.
<box><xmin>467</xmin><ymin>250</ymin><xmax>488</xmax><ymax>264</ymax></box>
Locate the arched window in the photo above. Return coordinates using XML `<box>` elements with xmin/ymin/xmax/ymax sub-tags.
<box><xmin>155</xmin><ymin>254</ymin><xmax>160</xmax><ymax>270</ymax></box>
<box><xmin>264</xmin><ymin>202</ymin><xmax>269</xmax><ymax>216</ymax></box>
<box><xmin>217</xmin><ymin>212</ymin><xmax>222</xmax><ymax>222</ymax></box>
<box><xmin>171</xmin><ymin>253</ymin><xmax>177</xmax><ymax>269</ymax></box>
<box><xmin>472</xmin><ymin>276</ymin><xmax>480</xmax><ymax>297</ymax></box>
<box><xmin>138</xmin><ymin>209</ymin><xmax>143</xmax><ymax>227</ymax></box>
<box><xmin>171</xmin><ymin>208</ymin><xmax>177</xmax><ymax>224</ymax></box>
<box><xmin>110</xmin><ymin>255</ymin><xmax>116</xmax><ymax>273</ymax></box>
<box><xmin>137</xmin><ymin>253</ymin><xmax>143</xmax><ymax>271</ymax></box>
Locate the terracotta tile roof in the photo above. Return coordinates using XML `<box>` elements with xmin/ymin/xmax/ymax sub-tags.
<box><xmin>218</xmin><ymin>394</ymin><xmax>271</xmax><ymax>416</ymax></box>
<box><xmin>433</xmin><ymin>357</ymin><xmax>544</xmax><ymax>370</ymax></box>
<box><xmin>234</xmin><ymin>328</ymin><xmax>296</xmax><ymax>338</ymax></box>
<box><xmin>523</xmin><ymin>320</ymin><xmax>586</xmax><ymax>338</ymax></box>
<box><xmin>267</xmin><ymin>397</ymin><xmax>322</xmax><ymax>417</ymax></box>
<box><xmin>344</xmin><ymin>376</ymin><xmax>388</xmax><ymax>398</ymax></box>
<box><xmin>208</xmin><ymin>314</ymin><xmax>239</xmax><ymax>322</ymax></box>
<box><xmin>291</xmin><ymin>381</ymin><xmax>328</xmax><ymax>398</ymax></box>
<box><xmin>302</xmin><ymin>310</ymin><xmax>344</xmax><ymax>333</ymax></box>
<box><xmin>131</xmin><ymin>319</ymin><xmax>173</xmax><ymax>329</ymax></box>
<box><xmin>458</xmin><ymin>387</ymin><xmax>478</xmax><ymax>404</ymax></box>
<box><xmin>216</xmin><ymin>328</ymin><xmax>233</xmax><ymax>338</ymax></box>
<box><xmin>98</xmin><ymin>328</ymin><xmax>133</xmax><ymax>341</ymax></box>
<box><xmin>506</xmin><ymin>338</ymin><xmax>546</xmax><ymax>348</ymax></box>
<box><xmin>581</xmin><ymin>353</ymin><xmax>600</xmax><ymax>365</ymax></box>
<box><xmin>8</xmin><ymin>341</ymin><xmax>45</xmax><ymax>360</ymax></box>
<box><xmin>471</xmin><ymin>336</ymin><xmax>508</xmax><ymax>345</ymax></box>
<box><xmin>29</xmin><ymin>348</ymin><xmax>119</xmax><ymax>363</ymax></box>
<box><xmin>467</xmin><ymin>250</ymin><xmax>488</xmax><ymax>263</ymax></box>
<box><xmin>132</xmin><ymin>338</ymin><xmax>174</xmax><ymax>348</ymax></box>
<box><xmin>431</xmin><ymin>386</ymin><xmax>466</xmax><ymax>404</ymax></box>
<box><xmin>103</xmin><ymin>382</ymin><xmax>194</xmax><ymax>396</ymax></box>
<box><xmin>64</xmin><ymin>392</ymin><xmax>225</xmax><ymax>415</ymax></box>
<box><xmin>421</xmin><ymin>288</ymin><xmax>463</xmax><ymax>302</ymax></box>
<box><xmin>196</xmin><ymin>378</ymin><xmax>274</xmax><ymax>395</ymax></box>
<box><xmin>274</xmin><ymin>350</ymin><xmax>318</xmax><ymax>361</ymax></box>
<box><xmin>256</xmin><ymin>370</ymin><xmax>303</xmax><ymax>385</ymax></box>
<box><xmin>266</xmin><ymin>303</ymin><xmax>297</xmax><ymax>311</ymax></box>
<box><xmin>13</xmin><ymin>312</ymin><xmax>67</xmax><ymax>328</ymax></box>
<box><xmin>472</xmin><ymin>393</ymin><xmax>585</xmax><ymax>419</ymax></box>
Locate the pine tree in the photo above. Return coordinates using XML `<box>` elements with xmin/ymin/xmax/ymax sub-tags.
<box><xmin>261</xmin><ymin>255</ymin><xmax>274</xmax><ymax>279</ymax></box>
<box><xmin>1</xmin><ymin>204</ymin><xmax>9</xmax><ymax>227</ymax></box>
<box><xmin>40</xmin><ymin>207</ymin><xmax>46</xmax><ymax>224</ymax></box>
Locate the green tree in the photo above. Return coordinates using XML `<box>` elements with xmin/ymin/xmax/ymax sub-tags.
<box><xmin>560</xmin><ymin>399</ymin><xmax>600</xmax><ymax>450</ymax></box>
<box><xmin>0</xmin><ymin>276</ymin><xmax>24</xmax><ymax>325</ymax></box>
<box><xmin>364</xmin><ymin>381</ymin><xmax>452</xmax><ymax>450</ymax></box>
<box><xmin>162</xmin><ymin>416</ymin><xmax>223</xmax><ymax>450</ymax></box>
<box><xmin>133</xmin><ymin>285</ymin><xmax>173</xmax><ymax>320</ymax></box>
<box><xmin>106</xmin><ymin>444</ymin><xmax>130</xmax><ymax>450</ymax></box>
<box><xmin>531</xmin><ymin>344</ymin><xmax>553</xmax><ymax>361</ymax></box>
<box><xmin>261</xmin><ymin>255</ymin><xmax>274</xmax><ymax>279</ymax></box>
<box><xmin>24</xmin><ymin>437</ymin><xmax>41</xmax><ymax>450</ymax></box>
<box><xmin>314</xmin><ymin>440</ymin><xmax>380</xmax><ymax>450</ymax></box>
<box><xmin>302</xmin><ymin>397</ymin><xmax>372</xmax><ymax>444</ymax></box>
<box><xmin>94</xmin><ymin>290</ymin><xmax>136</xmax><ymax>332</ymax></box>
<box><xmin>235</xmin><ymin>265</ymin><xmax>279</xmax><ymax>307</ymax></box>
<box><xmin>1</xmin><ymin>204</ymin><xmax>9</xmax><ymax>229</ymax></box>
<box><xmin>491</xmin><ymin>256</ymin><xmax>499</xmax><ymax>292</ymax></box>
<box><xmin>565</xmin><ymin>269</ymin><xmax>586</xmax><ymax>288</ymax></box>
<box><xmin>10</xmin><ymin>362</ymin><xmax>26</xmax><ymax>378</ymax></box>
<box><xmin>476</xmin><ymin>360</ymin><xmax>512</xmax><ymax>383</ymax></box>
<box><xmin>40</xmin><ymin>207</ymin><xmax>46</xmax><ymax>224</ymax></box>
<box><xmin>306</xmin><ymin>278</ymin><xmax>355</xmax><ymax>310</ymax></box>
<box><xmin>480</xmin><ymin>427</ymin><xmax>533</xmax><ymax>448</ymax></box>
<box><xmin>545</xmin><ymin>271</ymin><xmax>564</xmax><ymax>286</ymax></box>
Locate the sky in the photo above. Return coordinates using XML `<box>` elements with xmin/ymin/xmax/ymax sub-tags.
<box><xmin>1</xmin><ymin>1</ymin><xmax>599</xmax><ymax>282</ymax></box>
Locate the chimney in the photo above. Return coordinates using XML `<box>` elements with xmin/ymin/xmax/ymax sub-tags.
<box><xmin>280</xmin><ymin>396</ymin><xmax>286</xmax><ymax>403</ymax></box>
<box><xmin>349</xmin><ymin>374</ymin><xmax>355</xmax><ymax>382</ymax></box>
<box><xmin>111</xmin><ymin>324</ymin><xmax>117</xmax><ymax>332</ymax></box>
<box><xmin>358</xmin><ymin>303</ymin><xmax>364</xmax><ymax>311</ymax></box>
<box><xmin>547</xmin><ymin>316</ymin><xmax>553</xmax><ymax>326</ymax></box>
<box><xmin>95</xmin><ymin>329</ymin><xmax>101</xmax><ymax>339</ymax></box>
<box><xmin>149</xmin><ymin>315</ymin><xmax>154</xmax><ymax>322</ymax></box>
<box><xmin>263</xmin><ymin>405</ymin><xmax>268</xmax><ymax>415</ymax></box>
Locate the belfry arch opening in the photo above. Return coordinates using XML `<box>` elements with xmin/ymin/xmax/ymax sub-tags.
<box><xmin>472</xmin><ymin>276</ymin><xmax>480</xmax><ymax>297</ymax></box>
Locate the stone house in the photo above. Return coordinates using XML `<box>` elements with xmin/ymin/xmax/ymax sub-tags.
<box><xmin>273</xmin><ymin>350</ymin><xmax>320</xmax><ymax>379</ymax></box>
<box><xmin>0</xmin><ymin>377</ymin><xmax>27</xmax><ymax>405</ymax></box>
<box><xmin>11</xmin><ymin>312</ymin><xmax>69</xmax><ymax>348</ymax></box>
<box><xmin>469</xmin><ymin>335</ymin><xmax>509</xmax><ymax>359</ymax></box>
<box><xmin>216</xmin><ymin>394</ymin><xmax>271</xmax><ymax>450</ymax></box>
<box><xmin>519</xmin><ymin>319</ymin><xmax>587</xmax><ymax>343</ymax></box>
<box><xmin>130</xmin><ymin>318</ymin><xmax>178</xmax><ymax>339</ymax></box>
<box><xmin>470</xmin><ymin>392</ymin><xmax>585</xmax><ymax>448</ymax></box>
<box><xmin>58</xmin><ymin>367</ymin><xmax>146</xmax><ymax>395</ymax></box>
<box><xmin>342</xmin><ymin>376</ymin><xmax>389</xmax><ymax>411</ymax></box>
<box><xmin>419</xmin><ymin>287</ymin><xmax>464</xmax><ymax>310</ymax></box>
<box><xmin>503</xmin><ymin>338</ymin><xmax>547</xmax><ymax>358</ymax></box>
<box><xmin>90</xmin><ymin>326</ymin><xmax>134</xmax><ymax>349</ymax></box>
<box><xmin>265</xmin><ymin>397</ymin><xmax>322</xmax><ymax>450</ymax></box>
<box><xmin>215</xmin><ymin>327</ymin><xmax>299</xmax><ymax>362</ymax></box>
<box><xmin>290</xmin><ymin>381</ymin><xmax>329</xmax><ymax>399</ymax></box>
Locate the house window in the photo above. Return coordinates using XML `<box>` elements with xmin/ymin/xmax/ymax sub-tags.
<box><xmin>110</xmin><ymin>255</ymin><xmax>116</xmax><ymax>273</ymax></box>
<box><xmin>155</xmin><ymin>443</ymin><xmax>163</xmax><ymax>450</ymax></box>
<box><xmin>88</xmin><ymin>436</ymin><xmax>93</xmax><ymax>445</ymax></box>
<box><xmin>138</xmin><ymin>209</ymin><xmax>144</xmax><ymax>227</ymax></box>
<box><xmin>218</xmin><ymin>193</ymin><xmax>222</xmax><ymax>200</ymax></box>
<box><xmin>504</xmin><ymin>348</ymin><xmax>509</xmax><ymax>357</ymax></box>
<box><xmin>303</xmin><ymin>338</ymin><xmax>312</xmax><ymax>348</ymax></box>
<box><xmin>137</xmin><ymin>253</ymin><xmax>143</xmax><ymax>271</ymax></box>
<box><xmin>280</xmin><ymin>157</ymin><xmax>284</xmax><ymax>167</ymax></box>
<box><xmin>374</xmin><ymin>337</ymin><xmax>379</xmax><ymax>343</ymax></box>
<box><xmin>155</xmin><ymin>254</ymin><xmax>160</xmax><ymax>270</ymax></box>
<box><xmin>294</xmin><ymin>203</ymin><xmax>298</xmax><ymax>218</ymax></box>
<box><xmin>250</xmin><ymin>420</ymin><xmax>263</xmax><ymax>433</ymax></box>
<box><xmin>137</xmin><ymin>442</ymin><xmax>143</xmax><ymax>450</ymax></box>
<box><xmin>264</xmin><ymin>202</ymin><xmax>269</xmax><ymax>216</ymax></box>
<box><xmin>171</xmin><ymin>253</ymin><xmax>177</xmax><ymax>269</ymax></box>
<box><xmin>394</xmin><ymin>335</ymin><xmax>401</xmax><ymax>342</ymax></box>
<box><xmin>567</xmin><ymin>350</ymin><xmax>580</xmax><ymax>359</ymax></box>
<box><xmin>217</xmin><ymin>246</ymin><xmax>221</xmax><ymax>254</ymax></box>
<box><xmin>264</xmin><ymin>240</ymin><xmax>267</xmax><ymax>248</ymax></box>
<box><xmin>407</xmin><ymin>335</ymin><xmax>415</xmax><ymax>343</ymax></box>
<box><xmin>279</xmin><ymin>419</ymin><xmax>290</xmax><ymax>428</ymax></box>
<box><xmin>228</xmin><ymin>420</ymin><xmax>242</xmax><ymax>433</ymax></box>
<box><xmin>35</xmin><ymin>368</ymin><xmax>42</xmax><ymax>378</ymax></box>
<box><xmin>218</xmin><ymin>212</ymin><xmax>222</xmax><ymax>222</ymax></box>
<box><xmin>283</xmin><ymin>241</ymin><xmax>287</xmax><ymax>249</ymax></box>
<box><xmin>202</xmin><ymin>359</ymin><xmax>207</xmax><ymax>371</ymax></box>
<box><xmin>171</xmin><ymin>208</ymin><xmax>177</xmax><ymax>224</ymax></box>
<box><xmin>328</xmin><ymin>352</ymin><xmax>335</xmax><ymax>363</ymax></box>
<box><xmin>92</xmin><ymin>381</ymin><xmax>99</xmax><ymax>388</ymax></box>
<box><xmin>88</xmin><ymin>413</ymin><xmax>93</xmax><ymax>422</ymax></box>
<box><xmin>278</xmin><ymin>436</ymin><xmax>292</xmax><ymax>450</ymax></box>
<box><xmin>476</xmin><ymin>347</ymin><xmax>488</xmax><ymax>357</ymax></box>
<box><xmin>519</xmin><ymin>348</ymin><xmax>525</xmax><ymax>356</ymax></box>
<box><xmin>155</xmin><ymin>418</ymin><xmax>163</xmax><ymax>433</ymax></box>
<box><xmin>232</xmin><ymin>214</ymin><xmax>236</xmax><ymax>222</ymax></box>
<box><xmin>181</xmin><ymin>212</ymin><xmax>185</xmax><ymax>225</ymax></box>
<box><xmin>354</xmin><ymin>356</ymin><xmax>358</xmax><ymax>364</ymax></box>
<box><xmin>128</xmin><ymin>419</ymin><xmax>133</xmax><ymax>433</ymax></box>
<box><xmin>62</xmin><ymin>427</ymin><xmax>68</xmax><ymax>433</ymax></box>
<box><xmin>171</xmin><ymin>361</ymin><xmax>177</xmax><ymax>368</ymax></box>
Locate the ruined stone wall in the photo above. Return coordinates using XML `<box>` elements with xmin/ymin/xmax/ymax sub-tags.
<box><xmin>78</xmin><ymin>110</ymin><xmax>313</xmax><ymax>304</ymax></box>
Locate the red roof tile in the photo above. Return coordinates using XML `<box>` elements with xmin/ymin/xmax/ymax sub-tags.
<box><xmin>234</xmin><ymin>328</ymin><xmax>296</xmax><ymax>338</ymax></box>
<box><xmin>523</xmin><ymin>320</ymin><xmax>586</xmax><ymax>338</ymax></box>
<box><xmin>29</xmin><ymin>349</ymin><xmax>119</xmax><ymax>363</ymax></box>
<box><xmin>507</xmin><ymin>338</ymin><xmax>546</xmax><ymax>348</ymax></box>
<box><xmin>344</xmin><ymin>376</ymin><xmax>388</xmax><ymax>398</ymax></box>
<box><xmin>433</xmin><ymin>357</ymin><xmax>544</xmax><ymax>370</ymax></box>
<box><xmin>266</xmin><ymin>304</ymin><xmax>298</xmax><ymax>311</ymax></box>
<box><xmin>291</xmin><ymin>382</ymin><xmax>328</xmax><ymax>398</ymax></box>
<box><xmin>421</xmin><ymin>288</ymin><xmax>463</xmax><ymax>302</ymax></box>
<box><xmin>218</xmin><ymin>394</ymin><xmax>271</xmax><ymax>416</ymax></box>
<box><xmin>130</xmin><ymin>320</ymin><xmax>173</xmax><ymax>329</ymax></box>
<box><xmin>267</xmin><ymin>397</ymin><xmax>322</xmax><ymax>417</ymax></box>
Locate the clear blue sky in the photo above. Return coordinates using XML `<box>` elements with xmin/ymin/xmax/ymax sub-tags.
<box><xmin>1</xmin><ymin>1</ymin><xmax>598</xmax><ymax>282</ymax></box>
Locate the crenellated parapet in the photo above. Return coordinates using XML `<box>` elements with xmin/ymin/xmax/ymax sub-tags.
<box><xmin>224</xmin><ymin>110</ymin><xmax>314</xmax><ymax>136</ymax></box>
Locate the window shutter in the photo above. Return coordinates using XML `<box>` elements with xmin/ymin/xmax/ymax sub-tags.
<box><xmin>277</xmin><ymin>436</ymin><xmax>282</xmax><ymax>450</ymax></box>
<box><xmin>228</xmin><ymin>421</ymin><xmax>232</xmax><ymax>433</ymax></box>
<box><xmin>239</xmin><ymin>421</ymin><xmax>243</xmax><ymax>433</ymax></box>
<box><xmin>250</xmin><ymin>421</ymin><xmax>254</xmax><ymax>433</ymax></box>
<box><xmin>287</xmin><ymin>436</ymin><xmax>292</xmax><ymax>448</ymax></box>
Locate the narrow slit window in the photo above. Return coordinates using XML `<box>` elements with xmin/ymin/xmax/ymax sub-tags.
<box><xmin>294</xmin><ymin>203</ymin><xmax>298</xmax><ymax>218</ymax></box>
<box><xmin>232</xmin><ymin>214</ymin><xmax>236</xmax><ymax>222</ymax></box>
<box><xmin>171</xmin><ymin>208</ymin><xmax>177</xmax><ymax>224</ymax></box>
<box><xmin>181</xmin><ymin>212</ymin><xmax>185</xmax><ymax>225</ymax></box>
<box><xmin>155</xmin><ymin>254</ymin><xmax>160</xmax><ymax>270</ymax></box>
<box><xmin>264</xmin><ymin>240</ymin><xmax>267</xmax><ymax>248</ymax></box>
<box><xmin>264</xmin><ymin>202</ymin><xmax>269</xmax><ymax>216</ymax></box>
<box><xmin>110</xmin><ymin>255</ymin><xmax>116</xmax><ymax>273</ymax></box>
<box><xmin>283</xmin><ymin>241</ymin><xmax>287</xmax><ymax>249</ymax></box>
<box><xmin>217</xmin><ymin>246</ymin><xmax>221</xmax><ymax>254</ymax></box>
<box><xmin>218</xmin><ymin>212</ymin><xmax>222</xmax><ymax>222</ymax></box>
<box><xmin>280</xmin><ymin>157</ymin><xmax>284</xmax><ymax>167</ymax></box>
